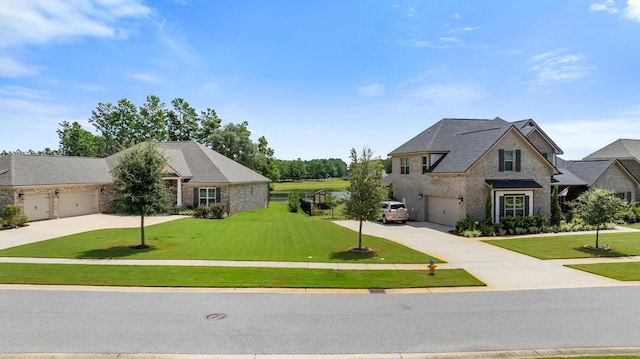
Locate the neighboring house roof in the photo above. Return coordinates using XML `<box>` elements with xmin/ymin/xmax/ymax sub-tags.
<box><xmin>0</xmin><ymin>154</ymin><xmax>111</xmax><ymax>186</ymax></box>
<box><xmin>0</xmin><ymin>141</ymin><xmax>270</xmax><ymax>187</ymax></box>
<box><xmin>553</xmin><ymin>157</ymin><xmax>638</xmax><ymax>187</ymax></box>
<box><xmin>388</xmin><ymin>117</ymin><xmax>558</xmax><ymax>174</ymax></box>
<box><xmin>584</xmin><ymin>139</ymin><xmax>640</xmax><ymax>160</ymax></box>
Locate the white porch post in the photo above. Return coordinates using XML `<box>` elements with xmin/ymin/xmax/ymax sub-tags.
<box><xmin>176</xmin><ymin>178</ymin><xmax>183</xmax><ymax>207</ymax></box>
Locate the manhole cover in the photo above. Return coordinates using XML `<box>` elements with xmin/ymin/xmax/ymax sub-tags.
<box><xmin>369</xmin><ymin>289</ymin><xmax>386</xmax><ymax>294</ymax></box>
<box><xmin>205</xmin><ymin>313</ymin><xmax>228</xmax><ymax>320</ymax></box>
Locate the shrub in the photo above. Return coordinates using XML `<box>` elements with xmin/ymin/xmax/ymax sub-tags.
<box><xmin>479</xmin><ymin>223</ymin><xmax>494</xmax><ymax>236</ymax></box>
<box><xmin>463</xmin><ymin>229</ymin><xmax>482</xmax><ymax>238</ymax></box>
<box><xmin>455</xmin><ymin>217</ymin><xmax>475</xmax><ymax>235</ymax></box>
<box><xmin>2</xmin><ymin>205</ymin><xmax>23</xmax><ymax>228</ymax></box>
<box><xmin>288</xmin><ymin>191</ymin><xmax>300</xmax><ymax>213</ymax></box>
<box><xmin>193</xmin><ymin>203</ymin><xmax>226</xmax><ymax>219</ymax></box>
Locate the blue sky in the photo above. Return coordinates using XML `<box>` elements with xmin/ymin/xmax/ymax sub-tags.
<box><xmin>1</xmin><ymin>0</ymin><xmax>640</xmax><ymax>162</ymax></box>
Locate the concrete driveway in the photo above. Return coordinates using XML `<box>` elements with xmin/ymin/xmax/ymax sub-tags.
<box><xmin>333</xmin><ymin>220</ymin><xmax>640</xmax><ymax>291</ymax></box>
<box><xmin>0</xmin><ymin>214</ymin><xmax>185</xmax><ymax>250</ymax></box>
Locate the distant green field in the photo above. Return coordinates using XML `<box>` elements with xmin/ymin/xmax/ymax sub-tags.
<box><xmin>271</xmin><ymin>178</ymin><xmax>349</xmax><ymax>191</ymax></box>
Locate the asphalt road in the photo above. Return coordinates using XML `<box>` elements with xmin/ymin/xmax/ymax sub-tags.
<box><xmin>1</xmin><ymin>286</ymin><xmax>640</xmax><ymax>356</ymax></box>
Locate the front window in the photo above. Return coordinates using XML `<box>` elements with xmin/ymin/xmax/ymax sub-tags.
<box><xmin>199</xmin><ymin>187</ymin><xmax>217</xmax><ymax>206</ymax></box>
<box><xmin>504</xmin><ymin>151</ymin><xmax>514</xmax><ymax>171</ymax></box>
<box><xmin>504</xmin><ymin>194</ymin><xmax>524</xmax><ymax>216</ymax></box>
<box><xmin>400</xmin><ymin>158</ymin><xmax>410</xmax><ymax>174</ymax></box>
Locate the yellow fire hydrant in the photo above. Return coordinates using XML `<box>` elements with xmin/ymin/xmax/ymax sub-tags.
<box><xmin>428</xmin><ymin>259</ymin><xmax>437</xmax><ymax>275</ymax></box>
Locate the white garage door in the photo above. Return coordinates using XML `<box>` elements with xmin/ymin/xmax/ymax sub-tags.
<box><xmin>427</xmin><ymin>196</ymin><xmax>461</xmax><ymax>226</ymax></box>
<box><xmin>59</xmin><ymin>191</ymin><xmax>98</xmax><ymax>218</ymax></box>
<box><xmin>23</xmin><ymin>193</ymin><xmax>52</xmax><ymax>221</ymax></box>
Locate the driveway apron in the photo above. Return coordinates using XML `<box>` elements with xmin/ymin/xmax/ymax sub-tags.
<box><xmin>333</xmin><ymin>220</ymin><xmax>624</xmax><ymax>290</ymax></box>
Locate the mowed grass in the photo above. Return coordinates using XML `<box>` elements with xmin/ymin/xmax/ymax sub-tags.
<box><xmin>0</xmin><ymin>202</ymin><xmax>437</xmax><ymax>264</ymax></box>
<box><xmin>567</xmin><ymin>262</ymin><xmax>640</xmax><ymax>281</ymax></box>
<box><xmin>0</xmin><ymin>263</ymin><xmax>483</xmax><ymax>289</ymax></box>
<box><xmin>271</xmin><ymin>178</ymin><xmax>349</xmax><ymax>192</ymax></box>
<box><xmin>484</xmin><ymin>231</ymin><xmax>640</xmax><ymax>260</ymax></box>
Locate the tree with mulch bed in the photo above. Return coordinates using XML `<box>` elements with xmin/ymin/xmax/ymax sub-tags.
<box><xmin>571</xmin><ymin>188</ymin><xmax>628</xmax><ymax>251</ymax></box>
<box><xmin>111</xmin><ymin>142</ymin><xmax>173</xmax><ymax>249</ymax></box>
<box><xmin>343</xmin><ymin>147</ymin><xmax>387</xmax><ymax>253</ymax></box>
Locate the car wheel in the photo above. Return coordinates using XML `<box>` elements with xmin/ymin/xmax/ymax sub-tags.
<box><xmin>401</xmin><ymin>220</ymin><xmax>407</xmax><ymax>224</ymax></box>
<box><xmin>382</xmin><ymin>216</ymin><xmax>388</xmax><ymax>224</ymax></box>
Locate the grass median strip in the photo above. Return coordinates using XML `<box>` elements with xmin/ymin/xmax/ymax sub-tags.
<box><xmin>566</xmin><ymin>262</ymin><xmax>640</xmax><ymax>281</ymax></box>
<box><xmin>0</xmin><ymin>263</ymin><xmax>484</xmax><ymax>288</ymax></box>
<box><xmin>484</xmin><ymin>232</ymin><xmax>640</xmax><ymax>259</ymax></box>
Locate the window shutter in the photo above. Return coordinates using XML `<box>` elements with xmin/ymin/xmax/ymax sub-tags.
<box><xmin>499</xmin><ymin>196</ymin><xmax>505</xmax><ymax>218</ymax></box>
<box><xmin>216</xmin><ymin>187</ymin><xmax>221</xmax><ymax>203</ymax></box>
<box><xmin>194</xmin><ymin>188</ymin><xmax>200</xmax><ymax>208</ymax></box>
<box><xmin>524</xmin><ymin>196</ymin><xmax>530</xmax><ymax>216</ymax></box>
<box><xmin>499</xmin><ymin>149</ymin><xmax>505</xmax><ymax>172</ymax></box>
<box><xmin>515</xmin><ymin>150</ymin><xmax>521</xmax><ymax>172</ymax></box>
<box><xmin>627</xmin><ymin>192</ymin><xmax>632</xmax><ymax>203</ymax></box>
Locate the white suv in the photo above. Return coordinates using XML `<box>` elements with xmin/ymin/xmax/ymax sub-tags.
<box><xmin>378</xmin><ymin>201</ymin><xmax>409</xmax><ymax>224</ymax></box>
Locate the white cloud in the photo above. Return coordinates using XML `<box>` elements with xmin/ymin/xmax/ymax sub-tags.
<box><xmin>0</xmin><ymin>0</ymin><xmax>152</xmax><ymax>48</ymax></box>
<box><xmin>589</xmin><ymin>0</ymin><xmax>619</xmax><ymax>14</ymax></box>
<box><xmin>0</xmin><ymin>85</ymin><xmax>50</xmax><ymax>99</ymax></box>
<box><xmin>155</xmin><ymin>19</ymin><xmax>202</xmax><ymax>65</ymax></box>
<box><xmin>407</xmin><ymin>7</ymin><xmax>415</xmax><ymax>17</ymax></box>
<box><xmin>128</xmin><ymin>72</ymin><xmax>163</xmax><ymax>83</ymax></box>
<box><xmin>0</xmin><ymin>56</ymin><xmax>38</xmax><ymax>77</ymax></box>
<box><xmin>544</xmin><ymin>113</ymin><xmax>640</xmax><ymax>160</ymax></box>
<box><xmin>398</xmin><ymin>83</ymin><xmax>487</xmax><ymax>105</ymax></box>
<box><xmin>358</xmin><ymin>83</ymin><xmax>385</xmax><ymax>97</ymax></box>
<box><xmin>625</xmin><ymin>0</ymin><xmax>640</xmax><ymax>21</ymax></box>
<box><xmin>528</xmin><ymin>50</ymin><xmax>594</xmax><ymax>88</ymax></box>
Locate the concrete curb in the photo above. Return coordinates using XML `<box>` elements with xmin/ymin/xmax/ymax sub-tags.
<box><xmin>2</xmin><ymin>347</ymin><xmax>640</xmax><ymax>358</ymax></box>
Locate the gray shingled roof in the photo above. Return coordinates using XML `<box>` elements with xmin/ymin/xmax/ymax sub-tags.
<box><xmin>388</xmin><ymin>117</ymin><xmax>509</xmax><ymax>156</ymax></box>
<box><xmin>1</xmin><ymin>141</ymin><xmax>269</xmax><ymax>187</ymax></box>
<box><xmin>0</xmin><ymin>154</ymin><xmax>111</xmax><ymax>186</ymax></box>
<box><xmin>584</xmin><ymin>139</ymin><xmax>640</xmax><ymax>160</ymax></box>
<box><xmin>155</xmin><ymin>141</ymin><xmax>270</xmax><ymax>184</ymax></box>
<box><xmin>555</xmin><ymin>158</ymin><xmax>618</xmax><ymax>187</ymax></box>
<box><xmin>388</xmin><ymin>117</ymin><xmax>561</xmax><ymax>174</ymax></box>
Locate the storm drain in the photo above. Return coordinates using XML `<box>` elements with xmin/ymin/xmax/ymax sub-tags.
<box><xmin>368</xmin><ymin>289</ymin><xmax>386</xmax><ymax>294</ymax></box>
<box><xmin>204</xmin><ymin>313</ymin><xmax>228</xmax><ymax>320</ymax></box>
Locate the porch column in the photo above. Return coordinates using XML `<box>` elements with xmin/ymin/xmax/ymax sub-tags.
<box><xmin>176</xmin><ymin>178</ymin><xmax>183</xmax><ymax>207</ymax></box>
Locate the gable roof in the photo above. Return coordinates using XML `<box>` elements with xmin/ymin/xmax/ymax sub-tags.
<box><xmin>584</xmin><ymin>139</ymin><xmax>640</xmax><ymax>160</ymax></box>
<box><xmin>388</xmin><ymin>117</ymin><xmax>560</xmax><ymax>174</ymax></box>
<box><xmin>553</xmin><ymin>157</ymin><xmax>638</xmax><ymax>187</ymax></box>
<box><xmin>154</xmin><ymin>141</ymin><xmax>270</xmax><ymax>184</ymax></box>
<box><xmin>1</xmin><ymin>141</ymin><xmax>270</xmax><ymax>187</ymax></box>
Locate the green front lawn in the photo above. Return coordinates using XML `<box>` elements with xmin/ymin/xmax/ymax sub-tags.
<box><xmin>0</xmin><ymin>263</ymin><xmax>483</xmax><ymax>288</ymax></box>
<box><xmin>567</xmin><ymin>262</ymin><xmax>640</xmax><ymax>281</ymax></box>
<box><xmin>484</xmin><ymin>232</ymin><xmax>640</xmax><ymax>260</ymax></box>
<box><xmin>0</xmin><ymin>202</ymin><xmax>437</xmax><ymax>264</ymax></box>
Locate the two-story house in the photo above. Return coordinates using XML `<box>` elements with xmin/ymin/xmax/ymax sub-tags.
<box><xmin>387</xmin><ymin>117</ymin><xmax>562</xmax><ymax>226</ymax></box>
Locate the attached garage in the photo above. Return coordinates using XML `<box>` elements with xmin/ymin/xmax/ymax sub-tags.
<box><xmin>59</xmin><ymin>191</ymin><xmax>98</xmax><ymax>218</ymax></box>
<box><xmin>23</xmin><ymin>193</ymin><xmax>52</xmax><ymax>221</ymax></box>
<box><xmin>427</xmin><ymin>196</ymin><xmax>461</xmax><ymax>226</ymax></box>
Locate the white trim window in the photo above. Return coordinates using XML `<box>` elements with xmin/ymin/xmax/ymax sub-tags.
<box><xmin>504</xmin><ymin>194</ymin><xmax>525</xmax><ymax>217</ymax></box>
<box><xmin>400</xmin><ymin>158</ymin><xmax>410</xmax><ymax>175</ymax></box>
<box><xmin>199</xmin><ymin>187</ymin><xmax>217</xmax><ymax>206</ymax></box>
<box><xmin>493</xmin><ymin>190</ymin><xmax>534</xmax><ymax>223</ymax></box>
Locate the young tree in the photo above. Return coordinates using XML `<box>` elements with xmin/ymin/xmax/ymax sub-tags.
<box><xmin>343</xmin><ymin>147</ymin><xmax>386</xmax><ymax>251</ymax></box>
<box><xmin>570</xmin><ymin>188</ymin><xmax>628</xmax><ymax>249</ymax></box>
<box><xmin>111</xmin><ymin>143</ymin><xmax>174</xmax><ymax>248</ymax></box>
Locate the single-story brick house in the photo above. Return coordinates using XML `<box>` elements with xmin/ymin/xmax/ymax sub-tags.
<box><xmin>0</xmin><ymin>141</ymin><xmax>270</xmax><ymax>221</ymax></box>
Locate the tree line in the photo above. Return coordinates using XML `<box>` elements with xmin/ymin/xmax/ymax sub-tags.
<box><xmin>1</xmin><ymin>95</ymin><xmax>354</xmax><ymax>183</ymax></box>
<box><xmin>274</xmin><ymin>158</ymin><xmax>347</xmax><ymax>181</ymax></box>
